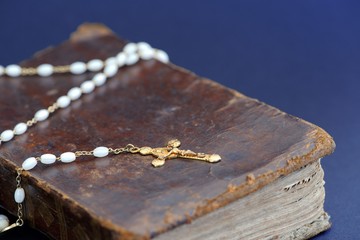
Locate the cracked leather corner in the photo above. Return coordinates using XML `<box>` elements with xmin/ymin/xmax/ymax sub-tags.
<box><xmin>286</xmin><ymin>127</ymin><xmax>335</xmax><ymax>169</ymax></box>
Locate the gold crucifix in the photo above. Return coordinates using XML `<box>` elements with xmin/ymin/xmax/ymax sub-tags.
<box><xmin>138</xmin><ymin>139</ymin><xmax>221</xmax><ymax>167</ymax></box>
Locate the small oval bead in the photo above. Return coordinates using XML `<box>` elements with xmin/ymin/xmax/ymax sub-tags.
<box><xmin>6</xmin><ymin>64</ymin><xmax>22</xmax><ymax>77</ymax></box>
<box><xmin>70</xmin><ymin>62</ymin><xmax>87</xmax><ymax>75</ymax></box>
<box><xmin>56</xmin><ymin>95</ymin><xmax>71</xmax><ymax>108</ymax></box>
<box><xmin>34</xmin><ymin>109</ymin><xmax>49</xmax><ymax>122</ymax></box>
<box><xmin>123</xmin><ymin>42</ymin><xmax>138</xmax><ymax>54</ymax></box>
<box><xmin>126</xmin><ymin>53</ymin><xmax>139</xmax><ymax>65</ymax></box>
<box><xmin>67</xmin><ymin>87</ymin><xmax>82</xmax><ymax>100</ymax></box>
<box><xmin>81</xmin><ymin>80</ymin><xmax>96</xmax><ymax>94</ymax></box>
<box><xmin>154</xmin><ymin>50</ymin><xmax>169</xmax><ymax>63</ymax></box>
<box><xmin>0</xmin><ymin>214</ymin><xmax>9</xmax><ymax>232</ymax></box>
<box><xmin>0</xmin><ymin>65</ymin><xmax>4</xmax><ymax>76</ymax></box>
<box><xmin>60</xmin><ymin>152</ymin><xmax>76</xmax><ymax>163</ymax></box>
<box><xmin>40</xmin><ymin>154</ymin><xmax>56</xmax><ymax>164</ymax></box>
<box><xmin>87</xmin><ymin>59</ymin><xmax>104</xmax><ymax>72</ymax></box>
<box><xmin>104</xmin><ymin>64</ymin><xmax>118</xmax><ymax>77</ymax></box>
<box><xmin>139</xmin><ymin>48</ymin><xmax>155</xmax><ymax>60</ymax></box>
<box><xmin>105</xmin><ymin>57</ymin><xmax>117</xmax><ymax>66</ymax></box>
<box><xmin>137</xmin><ymin>42</ymin><xmax>151</xmax><ymax>52</ymax></box>
<box><xmin>0</xmin><ymin>130</ymin><xmax>14</xmax><ymax>142</ymax></box>
<box><xmin>92</xmin><ymin>73</ymin><xmax>107</xmax><ymax>86</ymax></box>
<box><xmin>37</xmin><ymin>64</ymin><xmax>54</xmax><ymax>77</ymax></box>
<box><xmin>93</xmin><ymin>146</ymin><xmax>109</xmax><ymax>157</ymax></box>
<box><xmin>14</xmin><ymin>188</ymin><xmax>25</xmax><ymax>203</ymax></box>
<box><xmin>14</xmin><ymin>122</ymin><xmax>28</xmax><ymax>135</ymax></box>
<box><xmin>116</xmin><ymin>52</ymin><xmax>127</xmax><ymax>67</ymax></box>
<box><xmin>22</xmin><ymin>157</ymin><xmax>38</xmax><ymax>170</ymax></box>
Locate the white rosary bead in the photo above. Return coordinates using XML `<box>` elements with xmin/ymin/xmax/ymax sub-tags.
<box><xmin>92</xmin><ymin>73</ymin><xmax>107</xmax><ymax>86</ymax></box>
<box><xmin>6</xmin><ymin>64</ymin><xmax>22</xmax><ymax>77</ymax></box>
<box><xmin>0</xmin><ymin>214</ymin><xmax>9</xmax><ymax>232</ymax></box>
<box><xmin>22</xmin><ymin>157</ymin><xmax>38</xmax><ymax>170</ymax></box>
<box><xmin>60</xmin><ymin>152</ymin><xmax>76</xmax><ymax>163</ymax></box>
<box><xmin>116</xmin><ymin>52</ymin><xmax>127</xmax><ymax>67</ymax></box>
<box><xmin>81</xmin><ymin>80</ymin><xmax>95</xmax><ymax>94</ymax></box>
<box><xmin>37</xmin><ymin>64</ymin><xmax>54</xmax><ymax>77</ymax></box>
<box><xmin>123</xmin><ymin>42</ymin><xmax>138</xmax><ymax>54</ymax></box>
<box><xmin>14</xmin><ymin>188</ymin><xmax>25</xmax><ymax>203</ymax></box>
<box><xmin>93</xmin><ymin>146</ymin><xmax>109</xmax><ymax>157</ymax></box>
<box><xmin>67</xmin><ymin>87</ymin><xmax>82</xmax><ymax>101</ymax></box>
<box><xmin>34</xmin><ymin>109</ymin><xmax>49</xmax><ymax>122</ymax></box>
<box><xmin>139</xmin><ymin>47</ymin><xmax>155</xmax><ymax>60</ymax></box>
<box><xmin>56</xmin><ymin>95</ymin><xmax>71</xmax><ymax>108</ymax></box>
<box><xmin>1</xmin><ymin>130</ymin><xmax>14</xmax><ymax>142</ymax></box>
<box><xmin>105</xmin><ymin>57</ymin><xmax>118</xmax><ymax>66</ymax></box>
<box><xmin>40</xmin><ymin>154</ymin><xmax>56</xmax><ymax>164</ymax></box>
<box><xmin>104</xmin><ymin>64</ymin><xmax>118</xmax><ymax>77</ymax></box>
<box><xmin>137</xmin><ymin>42</ymin><xmax>151</xmax><ymax>52</ymax></box>
<box><xmin>154</xmin><ymin>50</ymin><xmax>169</xmax><ymax>63</ymax></box>
<box><xmin>126</xmin><ymin>53</ymin><xmax>139</xmax><ymax>65</ymax></box>
<box><xmin>70</xmin><ymin>62</ymin><xmax>87</xmax><ymax>75</ymax></box>
<box><xmin>14</xmin><ymin>122</ymin><xmax>28</xmax><ymax>135</ymax></box>
<box><xmin>87</xmin><ymin>59</ymin><xmax>104</xmax><ymax>72</ymax></box>
<box><xmin>0</xmin><ymin>65</ymin><xmax>4</xmax><ymax>76</ymax></box>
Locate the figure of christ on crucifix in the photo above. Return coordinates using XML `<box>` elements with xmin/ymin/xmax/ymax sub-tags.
<box><xmin>139</xmin><ymin>139</ymin><xmax>221</xmax><ymax>167</ymax></box>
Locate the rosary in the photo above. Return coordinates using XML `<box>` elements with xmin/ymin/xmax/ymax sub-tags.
<box><xmin>0</xmin><ymin>41</ymin><xmax>221</xmax><ymax>233</ymax></box>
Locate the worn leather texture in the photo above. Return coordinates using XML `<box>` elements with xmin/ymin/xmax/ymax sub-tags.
<box><xmin>0</xmin><ymin>24</ymin><xmax>335</xmax><ymax>240</ymax></box>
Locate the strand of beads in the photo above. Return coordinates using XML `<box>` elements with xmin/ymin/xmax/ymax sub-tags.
<box><xmin>0</xmin><ymin>42</ymin><xmax>169</xmax><ymax>146</ymax></box>
<box><xmin>0</xmin><ymin>143</ymin><xmax>140</xmax><ymax>233</ymax></box>
<box><xmin>21</xmin><ymin>145</ymin><xmax>139</xmax><ymax>171</ymax></box>
<box><xmin>0</xmin><ymin>42</ymin><xmax>169</xmax><ymax>77</ymax></box>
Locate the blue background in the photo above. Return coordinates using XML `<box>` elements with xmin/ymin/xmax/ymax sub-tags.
<box><xmin>0</xmin><ymin>1</ymin><xmax>359</xmax><ymax>239</ymax></box>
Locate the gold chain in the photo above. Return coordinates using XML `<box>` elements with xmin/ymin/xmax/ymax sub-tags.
<box><xmin>75</xmin><ymin>150</ymin><xmax>94</xmax><ymax>157</ymax></box>
<box><xmin>53</xmin><ymin>65</ymin><xmax>71</xmax><ymax>73</ymax></box>
<box><xmin>109</xmin><ymin>144</ymin><xmax>140</xmax><ymax>155</ymax></box>
<box><xmin>47</xmin><ymin>103</ymin><xmax>59</xmax><ymax>113</ymax></box>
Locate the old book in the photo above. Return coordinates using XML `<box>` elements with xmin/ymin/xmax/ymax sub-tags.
<box><xmin>0</xmin><ymin>23</ymin><xmax>335</xmax><ymax>240</ymax></box>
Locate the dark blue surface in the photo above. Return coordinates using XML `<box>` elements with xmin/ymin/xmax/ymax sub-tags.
<box><xmin>0</xmin><ymin>1</ymin><xmax>359</xmax><ymax>239</ymax></box>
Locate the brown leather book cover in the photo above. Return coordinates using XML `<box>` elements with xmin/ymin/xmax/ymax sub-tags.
<box><xmin>0</xmin><ymin>23</ymin><xmax>335</xmax><ymax>239</ymax></box>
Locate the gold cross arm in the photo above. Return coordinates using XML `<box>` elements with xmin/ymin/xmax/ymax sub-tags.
<box><xmin>138</xmin><ymin>139</ymin><xmax>221</xmax><ymax>167</ymax></box>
